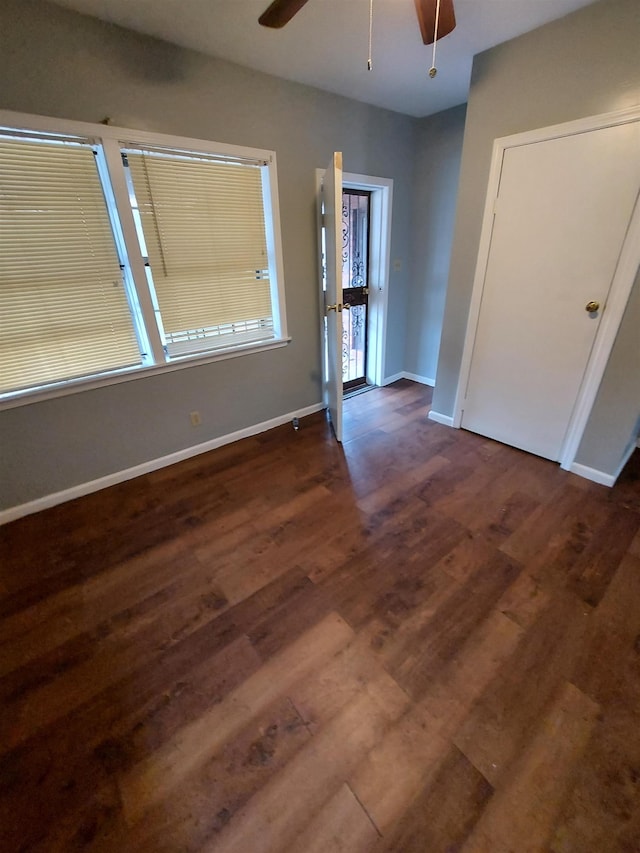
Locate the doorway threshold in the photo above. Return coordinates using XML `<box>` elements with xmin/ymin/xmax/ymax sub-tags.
<box><xmin>344</xmin><ymin>383</ymin><xmax>375</xmax><ymax>400</ymax></box>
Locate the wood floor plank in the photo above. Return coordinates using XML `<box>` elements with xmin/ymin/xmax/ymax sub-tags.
<box><xmin>201</xmin><ymin>679</ymin><xmax>409</xmax><ymax>853</ymax></box>
<box><xmin>379</xmin><ymin>746</ymin><xmax>494</xmax><ymax>852</ymax></box>
<box><xmin>462</xmin><ymin>681</ymin><xmax>599</xmax><ymax>853</ymax></box>
<box><xmin>417</xmin><ymin>609</ymin><xmax>525</xmax><ymax>739</ymax></box>
<box><xmin>347</xmin><ymin>705</ymin><xmax>450</xmax><ymax>835</ymax></box>
<box><xmin>546</xmin><ymin>708</ymin><xmax>640</xmax><ymax>852</ymax></box>
<box><xmin>453</xmin><ymin>591</ymin><xmax>591</xmax><ymax>786</ymax></box>
<box><xmin>119</xmin><ymin>612</ymin><xmax>354</xmax><ymax>823</ymax></box>
<box><xmin>26</xmin><ymin>779</ymin><xmax>123</xmax><ymax>853</ymax></box>
<box><xmin>199</xmin><ymin>486</ymin><xmax>358</xmax><ymax>607</ymax></box>
<box><xmin>288</xmin><ymin>783</ymin><xmax>379</xmax><ymax>853</ymax></box>
<box><xmin>120</xmin><ymin>697</ymin><xmax>312</xmax><ymax>852</ymax></box>
<box><xmin>355</xmin><ymin>454</ymin><xmax>450</xmax><ymax>516</ymax></box>
<box><xmin>316</xmin><ymin>510</ymin><xmax>467</xmax><ymax>633</ymax></box>
<box><xmin>496</xmin><ymin>567</ymin><xmax>552</xmax><ymax>629</ymax></box>
<box><xmin>387</xmin><ymin>549</ymin><xmax>522</xmax><ymax>699</ymax></box>
<box><xmin>247</xmin><ymin>576</ymin><xmax>334</xmax><ymax>662</ymax></box>
<box><xmin>0</xmin><ymin>634</ymin><xmax>262</xmax><ymax>852</ymax></box>
<box><xmin>0</xmin><ymin>563</ymin><xmax>243</xmax><ymax>746</ymax></box>
<box><xmin>287</xmin><ymin>638</ymin><xmax>405</xmax><ymax>736</ymax></box>
<box><xmin>571</xmin><ymin>552</ymin><xmax>640</xmax><ymax>706</ymax></box>
<box><xmin>499</xmin><ymin>484</ymin><xmax>595</xmax><ymax>567</ymax></box>
<box><xmin>1</xmin><ymin>380</ymin><xmax>638</xmax><ymax>852</ymax></box>
<box><xmin>565</xmin><ymin>504</ymin><xmax>640</xmax><ymax>606</ymax></box>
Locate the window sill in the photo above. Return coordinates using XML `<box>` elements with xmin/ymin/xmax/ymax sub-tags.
<box><xmin>0</xmin><ymin>336</ymin><xmax>292</xmax><ymax>412</ymax></box>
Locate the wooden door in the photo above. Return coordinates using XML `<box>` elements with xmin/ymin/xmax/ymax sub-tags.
<box><xmin>462</xmin><ymin>122</ymin><xmax>640</xmax><ymax>461</ymax></box>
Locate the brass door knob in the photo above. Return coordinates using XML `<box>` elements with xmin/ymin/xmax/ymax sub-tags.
<box><xmin>585</xmin><ymin>301</ymin><xmax>600</xmax><ymax>313</ymax></box>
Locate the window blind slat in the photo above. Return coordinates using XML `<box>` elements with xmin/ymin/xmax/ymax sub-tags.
<box><xmin>127</xmin><ymin>152</ymin><xmax>274</xmax><ymax>345</ymax></box>
<box><xmin>0</xmin><ymin>138</ymin><xmax>141</xmax><ymax>394</ymax></box>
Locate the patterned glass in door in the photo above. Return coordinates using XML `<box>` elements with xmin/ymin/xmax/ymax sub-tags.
<box><xmin>341</xmin><ymin>189</ymin><xmax>370</xmax><ymax>392</ymax></box>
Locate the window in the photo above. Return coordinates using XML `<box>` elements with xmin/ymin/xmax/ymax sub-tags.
<box><xmin>0</xmin><ymin>134</ymin><xmax>143</xmax><ymax>394</ymax></box>
<box><xmin>0</xmin><ymin>113</ymin><xmax>288</xmax><ymax>406</ymax></box>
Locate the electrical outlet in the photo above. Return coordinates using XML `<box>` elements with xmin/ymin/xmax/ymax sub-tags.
<box><xmin>189</xmin><ymin>411</ymin><xmax>202</xmax><ymax>427</ymax></box>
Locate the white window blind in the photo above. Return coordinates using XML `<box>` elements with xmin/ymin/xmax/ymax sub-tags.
<box><xmin>0</xmin><ymin>112</ymin><xmax>288</xmax><ymax>406</ymax></box>
<box><xmin>126</xmin><ymin>148</ymin><xmax>274</xmax><ymax>357</ymax></box>
<box><xmin>0</xmin><ymin>136</ymin><xmax>141</xmax><ymax>395</ymax></box>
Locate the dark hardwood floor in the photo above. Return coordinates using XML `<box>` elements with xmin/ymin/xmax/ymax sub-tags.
<box><xmin>1</xmin><ymin>380</ymin><xmax>639</xmax><ymax>851</ymax></box>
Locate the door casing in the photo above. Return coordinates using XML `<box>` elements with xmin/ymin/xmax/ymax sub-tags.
<box><xmin>453</xmin><ymin>104</ymin><xmax>640</xmax><ymax>474</ymax></box>
<box><xmin>316</xmin><ymin>169</ymin><xmax>393</xmax><ymax>406</ymax></box>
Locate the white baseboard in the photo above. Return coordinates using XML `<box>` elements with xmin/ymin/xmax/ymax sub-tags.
<box><xmin>569</xmin><ymin>462</ymin><xmax>615</xmax><ymax>488</ymax></box>
<box><xmin>427</xmin><ymin>410</ymin><xmax>455</xmax><ymax>427</ymax></box>
<box><xmin>402</xmin><ymin>372</ymin><xmax>435</xmax><ymax>387</ymax></box>
<box><xmin>383</xmin><ymin>371</ymin><xmax>435</xmax><ymax>387</ymax></box>
<box><xmin>382</xmin><ymin>372</ymin><xmax>405</xmax><ymax>385</ymax></box>
<box><xmin>0</xmin><ymin>402</ymin><xmax>325</xmax><ymax>526</ymax></box>
<box><xmin>570</xmin><ymin>435</ymin><xmax>638</xmax><ymax>489</ymax></box>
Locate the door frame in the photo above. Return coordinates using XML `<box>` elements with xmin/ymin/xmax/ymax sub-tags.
<box><xmin>452</xmin><ymin>104</ymin><xmax>640</xmax><ymax>472</ymax></box>
<box><xmin>316</xmin><ymin>169</ymin><xmax>393</xmax><ymax>403</ymax></box>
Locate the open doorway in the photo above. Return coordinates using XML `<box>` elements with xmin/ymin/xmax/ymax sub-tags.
<box><xmin>342</xmin><ymin>188</ymin><xmax>371</xmax><ymax>395</ymax></box>
<box><xmin>317</xmin><ymin>168</ymin><xmax>393</xmax><ymax>409</ymax></box>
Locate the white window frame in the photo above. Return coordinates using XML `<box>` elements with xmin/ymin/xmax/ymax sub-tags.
<box><xmin>0</xmin><ymin>110</ymin><xmax>290</xmax><ymax>411</ymax></box>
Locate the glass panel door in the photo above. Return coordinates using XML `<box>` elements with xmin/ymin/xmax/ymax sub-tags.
<box><xmin>341</xmin><ymin>189</ymin><xmax>371</xmax><ymax>393</ymax></box>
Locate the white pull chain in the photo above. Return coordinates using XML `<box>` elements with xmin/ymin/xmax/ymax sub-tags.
<box><xmin>429</xmin><ymin>0</ymin><xmax>442</xmax><ymax>78</ymax></box>
<box><xmin>368</xmin><ymin>0</ymin><xmax>374</xmax><ymax>70</ymax></box>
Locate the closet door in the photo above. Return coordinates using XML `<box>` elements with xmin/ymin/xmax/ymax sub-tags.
<box><xmin>462</xmin><ymin>121</ymin><xmax>640</xmax><ymax>460</ymax></box>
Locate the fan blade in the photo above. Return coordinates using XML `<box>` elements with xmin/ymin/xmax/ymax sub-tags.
<box><xmin>259</xmin><ymin>0</ymin><xmax>311</xmax><ymax>28</ymax></box>
<box><xmin>414</xmin><ymin>0</ymin><xmax>456</xmax><ymax>45</ymax></box>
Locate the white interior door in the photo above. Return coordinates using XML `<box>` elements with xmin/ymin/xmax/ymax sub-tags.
<box><xmin>323</xmin><ymin>152</ymin><xmax>344</xmax><ymax>441</ymax></box>
<box><xmin>462</xmin><ymin>122</ymin><xmax>640</xmax><ymax>461</ymax></box>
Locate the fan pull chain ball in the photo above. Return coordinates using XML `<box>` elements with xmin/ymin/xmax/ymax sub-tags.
<box><xmin>429</xmin><ymin>0</ymin><xmax>442</xmax><ymax>77</ymax></box>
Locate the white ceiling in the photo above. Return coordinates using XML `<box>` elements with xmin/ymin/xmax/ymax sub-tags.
<box><xmin>48</xmin><ymin>0</ymin><xmax>599</xmax><ymax>117</ymax></box>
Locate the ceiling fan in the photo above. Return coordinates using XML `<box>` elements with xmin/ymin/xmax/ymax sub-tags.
<box><xmin>258</xmin><ymin>0</ymin><xmax>456</xmax><ymax>46</ymax></box>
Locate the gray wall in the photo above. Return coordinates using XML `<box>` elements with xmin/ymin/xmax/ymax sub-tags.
<box><xmin>406</xmin><ymin>104</ymin><xmax>466</xmax><ymax>383</ymax></box>
<box><xmin>0</xmin><ymin>0</ymin><xmax>425</xmax><ymax>510</ymax></box>
<box><xmin>432</xmin><ymin>0</ymin><xmax>640</xmax><ymax>475</ymax></box>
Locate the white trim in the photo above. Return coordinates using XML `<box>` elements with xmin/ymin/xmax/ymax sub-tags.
<box><xmin>492</xmin><ymin>104</ymin><xmax>640</xmax><ymax>151</ymax></box>
<box><xmin>0</xmin><ymin>402</ymin><xmax>324</xmax><ymax>525</ymax></box>
<box><xmin>453</xmin><ymin>105</ymin><xmax>640</xmax><ymax>466</ymax></box>
<box><xmin>402</xmin><ymin>372</ymin><xmax>435</xmax><ymax>386</ymax></box>
<box><xmin>428</xmin><ymin>410</ymin><xmax>455</xmax><ymax>427</ymax></box>
<box><xmin>564</xmin><ymin>430</ymin><xmax>637</xmax><ymax>487</ymax></box>
<box><xmin>0</xmin><ymin>109</ymin><xmax>274</xmax><ymax>161</ymax></box>
<box><xmin>315</xmin><ymin>167</ymin><xmax>393</xmax><ymax>403</ymax></box>
<box><xmin>316</xmin><ymin>169</ymin><xmax>393</xmax><ymax>392</ymax></box>
<box><xmin>559</xmin><ymin>189</ymin><xmax>640</xmax><ymax>469</ymax></box>
<box><xmin>569</xmin><ymin>463</ymin><xmax>616</xmax><ymax>488</ymax></box>
<box><xmin>382</xmin><ymin>371</ymin><xmax>435</xmax><ymax>386</ymax></box>
<box><xmin>261</xmin><ymin>157</ymin><xmax>289</xmax><ymax>340</ymax></box>
<box><xmin>101</xmin><ymin>138</ymin><xmax>166</xmax><ymax>364</ymax></box>
<box><xmin>382</xmin><ymin>372</ymin><xmax>405</xmax><ymax>385</ymax></box>
<box><xmin>343</xmin><ymin>173</ymin><xmax>394</xmax><ymax>389</ymax></box>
